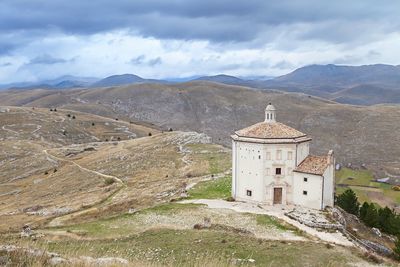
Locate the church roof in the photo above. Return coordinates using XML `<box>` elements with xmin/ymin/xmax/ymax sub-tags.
<box><xmin>294</xmin><ymin>155</ymin><xmax>329</xmax><ymax>175</ymax></box>
<box><xmin>235</xmin><ymin>122</ymin><xmax>307</xmax><ymax>139</ymax></box>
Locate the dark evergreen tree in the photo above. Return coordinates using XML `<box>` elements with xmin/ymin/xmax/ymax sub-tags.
<box><xmin>364</xmin><ymin>203</ymin><xmax>379</xmax><ymax>228</ymax></box>
<box><xmin>336</xmin><ymin>189</ymin><xmax>360</xmax><ymax>215</ymax></box>
<box><xmin>359</xmin><ymin>202</ymin><xmax>369</xmax><ymax>221</ymax></box>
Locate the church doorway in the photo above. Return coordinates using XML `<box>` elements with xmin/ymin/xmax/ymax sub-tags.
<box><xmin>273</xmin><ymin>188</ymin><xmax>282</xmax><ymax>204</ymax></box>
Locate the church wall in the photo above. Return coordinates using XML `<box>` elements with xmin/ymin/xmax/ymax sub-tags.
<box><xmin>296</xmin><ymin>141</ymin><xmax>310</xmax><ymax>165</ymax></box>
<box><xmin>293</xmin><ymin>172</ymin><xmax>323</xmax><ymax>210</ymax></box>
<box><xmin>263</xmin><ymin>143</ymin><xmax>297</xmax><ymax>205</ymax></box>
<box><xmin>322</xmin><ymin>161</ymin><xmax>335</xmax><ymax>208</ymax></box>
<box><xmin>233</xmin><ymin>140</ymin><xmax>298</xmax><ymax>204</ymax></box>
<box><xmin>234</xmin><ymin>141</ymin><xmax>266</xmax><ymax>202</ymax></box>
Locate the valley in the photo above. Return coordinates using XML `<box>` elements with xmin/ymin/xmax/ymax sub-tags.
<box><xmin>0</xmin><ymin>83</ymin><xmax>399</xmax><ymax>266</ymax></box>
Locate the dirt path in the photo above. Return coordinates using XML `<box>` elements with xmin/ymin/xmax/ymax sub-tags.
<box><xmin>180</xmin><ymin>199</ymin><xmax>354</xmax><ymax>247</ymax></box>
<box><xmin>42</xmin><ymin>149</ymin><xmax>124</xmax><ymax>184</ymax></box>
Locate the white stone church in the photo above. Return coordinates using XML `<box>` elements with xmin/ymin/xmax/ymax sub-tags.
<box><xmin>231</xmin><ymin>104</ymin><xmax>335</xmax><ymax>210</ymax></box>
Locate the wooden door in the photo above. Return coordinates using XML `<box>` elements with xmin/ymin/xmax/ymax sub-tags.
<box><xmin>273</xmin><ymin>188</ymin><xmax>282</xmax><ymax>204</ymax></box>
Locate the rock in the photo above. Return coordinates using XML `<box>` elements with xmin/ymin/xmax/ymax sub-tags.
<box><xmin>79</xmin><ymin>256</ymin><xmax>129</xmax><ymax>266</ymax></box>
<box><xmin>21</xmin><ymin>224</ymin><xmax>33</xmax><ymax>237</ymax></box>
<box><xmin>48</xmin><ymin>257</ymin><xmax>69</xmax><ymax>265</ymax></box>
<box><xmin>128</xmin><ymin>208</ymin><xmax>136</xmax><ymax>214</ymax></box>
<box><xmin>372</xmin><ymin>227</ymin><xmax>382</xmax><ymax>237</ymax></box>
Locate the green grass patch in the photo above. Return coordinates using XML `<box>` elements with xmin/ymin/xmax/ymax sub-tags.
<box><xmin>138</xmin><ymin>202</ymin><xmax>204</xmax><ymax>214</ymax></box>
<box><xmin>256</xmin><ymin>215</ymin><xmax>302</xmax><ymax>234</ymax></box>
<box><xmin>50</xmin><ymin>203</ymin><xmax>204</xmax><ymax>238</ymax></box>
<box><xmin>335</xmin><ymin>167</ymin><xmax>374</xmax><ymax>186</ymax></box>
<box><xmin>187</xmin><ymin>175</ymin><xmax>231</xmax><ymax>199</ymax></box>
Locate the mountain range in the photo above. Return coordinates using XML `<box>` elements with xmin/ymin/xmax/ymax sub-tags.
<box><xmin>1</xmin><ymin>64</ymin><xmax>399</xmax><ymax>105</ymax></box>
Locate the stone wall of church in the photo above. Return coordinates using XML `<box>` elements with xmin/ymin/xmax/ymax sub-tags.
<box><xmin>293</xmin><ymin>172</ymin><xmax>323</xmax><ymax>210</ymax></box>
<box><xmin>232</xmin><ymin>140</ymin><xmax>303</xmax><ymax>204</ymax></box>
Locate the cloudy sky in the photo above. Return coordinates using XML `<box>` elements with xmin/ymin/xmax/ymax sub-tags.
<box><xmin>0</xmin><ymin>0</ymin><xmax>400</xmax><ymax>83</ymax></box>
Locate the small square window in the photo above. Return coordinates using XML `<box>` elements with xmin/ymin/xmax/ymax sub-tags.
<box><xmin>275</xmin><ymin>168</ymin><xmax>282</xmax><ymax>175</ymax></box>
<box><xmin>303</xmin><ymin>191</ymin><xmax>307</xmax><ymax>195</ymax></box>
<box><xmin>304</xmin><ymin>177</ymin><xmax>308</xmax><ymax>182</ymax></box>
<box><xmin>246</xmin><ymin>190</ymin><xmax>252</xmax><ymax>196</ymax></box>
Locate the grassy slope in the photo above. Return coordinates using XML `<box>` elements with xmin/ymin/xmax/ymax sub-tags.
<box><xmin>3</xmin><ymin>202</ymin><xmax>372</xmax><ymax>267</ymax></box>
<box><xmin>335</xmin><ymin>167</ymin><xmax>400</xmax><ymax>209</ymax></box>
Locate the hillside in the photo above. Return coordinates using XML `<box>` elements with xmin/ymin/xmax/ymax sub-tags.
<box><xmin>0</xmin><ymin>118</ymin><xmax>230</xmax><ymax>232</ymax></box>
<box><xmin>0</xmin><ymin>82</ymin><xmax>399</xmax><ymax>178</ymax></box>
<box><xmin>261</xmin><ymin>64</ymin><xmax>400</xmax><ymax>105</ymax></box>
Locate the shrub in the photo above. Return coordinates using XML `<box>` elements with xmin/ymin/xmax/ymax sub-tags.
<box><xmin>92</xmin><ymin>122</ymin><xmax>95</xmax><ymax>126</ymax></box>
<box><xmin>104</xmin><ymin>178</ymin><xmax>115</xmax><ymax>185</ymax></box>
<box><xmin>169</xmin><ymin>128</ymin><xmax>173</xmax><ymax>132</ymax></box>
<box><xmin>226</xmin><ymin>196</ymin><xmax>235</xmax><ymax>202</ymax></box>
<box><xmin>148</xmin><ymin>132</ymin><xmax>152</xmax><ymax>136</ymax></box>
<box><xmin>392</xmin><ymin>185</ymin><xmax>400</xmax><ymax>191</ymax></box>
<box><xmin>67</xmin><ymin>114</ymin><xmax>71</xmax><ymax>118</ymax></box>
<box><xmin>72</xmin><ymin>115</ymin><xmax>76</xmax><ymax>119</ymax></box>
<box><xmin>336</xmin><ymin>189</ymin><xmax>360</xmax><ymax>216</ymax></box>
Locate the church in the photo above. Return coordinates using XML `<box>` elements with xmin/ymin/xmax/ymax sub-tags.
<box><xmin>231</xmin><ymin>104</ymin><xmax>335</xmax><ymax>210</ymax></box>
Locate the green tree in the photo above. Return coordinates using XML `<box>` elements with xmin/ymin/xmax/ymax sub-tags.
<box><xmin>394</xmin><ymin>236</ymin><xmax>400</xmax><ymax>260</ymax></box>
<box><xmin>364</xmin><ymin>203</ymin><xmax>379</xmax><ymax>228</ymax></box>
<box><xmin>336</xmin><ymin>189</ymin><xmax>360</xmax><ymax>215</ymax></box>
<box><xmin>378</xmin><ymin>207</ymin><xmax>393</xmax><ymax>233</ymax></box>
<box><xmin>359</xmin><ymin>202</ymin><xmax>369</xmax><ymax>221</ymax></box>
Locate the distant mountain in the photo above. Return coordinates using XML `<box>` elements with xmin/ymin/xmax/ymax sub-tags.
<box><xmin>258</xmin><ymin>64</ymin><xmax>400</xmax><ymax>105</ymax></box>
<box><xmin>270</xmin><ymin>64</ymin><xmax>400</xmax><ymax>88</ymax></box>
<box><xmin>0</xmin><ymin>75</ymin><xmax>99</xmax><ymax>90</ymax></box>
<box><xmin>194</xmin><ymin>74</ymin><xmax>246</xmax><ymax>85</ymax></box>
<box><xmin>90</xmin><ymin>74</ymin><xmax>167</xmax><ymax>87</ymax></box>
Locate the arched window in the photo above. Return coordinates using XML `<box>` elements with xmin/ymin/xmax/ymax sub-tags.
<box><xmin>267</xmin><ymin>113</ymin><xmax>270</xmax><ymax>119</ymax></box>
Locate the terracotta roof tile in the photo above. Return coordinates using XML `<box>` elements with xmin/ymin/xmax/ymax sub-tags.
<box><xmin>294</xmin><ymin>155</ymin><xmax>329</xmax><ymax>175</ymax></box>
<box><xmin>235</xmin><ymin>122</ymin><xmax>307</xmax><ymax>139</ymax></box>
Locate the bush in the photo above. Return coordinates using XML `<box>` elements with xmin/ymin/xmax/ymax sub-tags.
<box><xmin>104</xmin><ymin>178</ymin><xmax>115</xmax><ymax>185</ymax></box>
<box><xmin>148</xmin><ymin>132</ymin><xmax>152</xmax><ymax>136</ymax></box>
<box><xmin>392</xmin><ymin>185</ymin><xmax>400</xmax><ymax>191</ymax></box>
<box><xmin>72</xmin><ymin>115</ymin><xmax>76</xmax><ymax>119</ymax></box>
<box><xmin>336</xmin><ymin>189</ymin><xmax>360</xmax><ymax>216</ymax></box>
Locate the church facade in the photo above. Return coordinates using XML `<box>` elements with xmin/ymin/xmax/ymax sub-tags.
<box><xmin>231</xmin><ymin>104</ymin><xmax>335</xmax><ymax>210</ymax></box>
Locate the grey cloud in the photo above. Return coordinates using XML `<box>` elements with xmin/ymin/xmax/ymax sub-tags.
<box><xmin>130</xmin><ymin>55</ymin><xmax>162</xmax><ymax>66</ymax></box>
<box><xmin>28</xmin><ymin>54</ymin><xmax>68</xmax><ymax>65</ymax></box>
<box><xmin>0</xmin><ymin>0</ymin><xmax>399</xmax><ymax>45</ymax></box>
<box><xmin>273</xmin><ymin>60</ymin><xmax>294</xmax><ymax>70</ymax></box>
<box><xmin>0</xmin><ymin>62</ymin><xmax>12</xmax><ymax>67</ymax></box>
